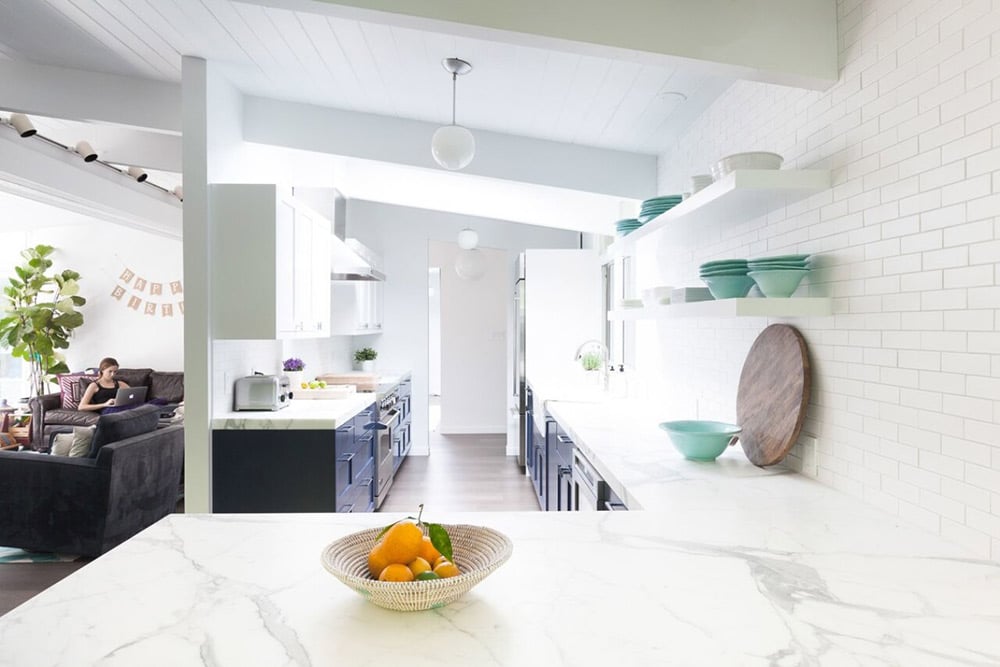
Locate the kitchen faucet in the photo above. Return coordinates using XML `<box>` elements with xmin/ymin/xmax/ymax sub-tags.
<box><xmin>573</xmin><ymin>339</ymin><xmax>609</xmax><ymax>391</ymax></box>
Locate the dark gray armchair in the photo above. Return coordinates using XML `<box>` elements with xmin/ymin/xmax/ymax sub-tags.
<box><xmin>0</xmin><ymin>405</ymin><xmax>183</xmax><ymax>557</ymax></box>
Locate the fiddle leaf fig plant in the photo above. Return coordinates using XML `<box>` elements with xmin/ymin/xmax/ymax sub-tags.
<box><xmin>0</xmin><ymin>245</ymin><xmax>86</xmax><ymax>396</ymax></box>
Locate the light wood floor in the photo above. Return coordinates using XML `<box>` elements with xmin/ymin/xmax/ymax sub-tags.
<box><xmin>0</xmin><ymin>432</ymin><xmax>537</xmax><ymax>616</ymax></box>
<box><xmin>380</xmin><ymin>432</ymin><xmax>539</xmax><ymax>513</ymax></box>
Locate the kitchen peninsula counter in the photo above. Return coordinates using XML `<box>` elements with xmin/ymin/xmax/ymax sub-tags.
<box><xmin>0</xmin><ymin>510</ymin><xmax>996</xmax><ymax>666</ymax></box>
<box><xmin>212</xmin><ymin>394</ymin><xmax>375</xmax><ymax>430</ymax></box>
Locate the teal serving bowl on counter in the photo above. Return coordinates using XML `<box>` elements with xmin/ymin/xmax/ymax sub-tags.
<box><xmin>659</xmin><ymin>420</ymin><xmax>742</xmax><ymax>461</ymax></box>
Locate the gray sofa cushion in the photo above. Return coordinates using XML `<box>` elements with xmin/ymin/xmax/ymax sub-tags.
<box><xmin>89</xmin><ymin>404</ymin><xmax>160</xmax><ymax>458</ymax></box>
<box><xmin>42</xmin><ymin>408</ymin><xmax>101</xmax><ymax>429</ymax></box>
<box><xmin>149</xmin><ymin>372</ymin><xmax>184</xmax><ymax>403</ymax></box>
<box><xmin>113</xmin><ymin>368</ymin><xmax>153</xmax><ymax>389</ymax></box>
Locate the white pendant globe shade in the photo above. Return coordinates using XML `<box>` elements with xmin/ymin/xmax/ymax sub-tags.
<box><xmin>432</xmin><ymin>124</ymin><xmax>475</xmax><ymax>170</ymax></box>
<box><xmin>457</xmin><ymin>228</ymin><xmax>478</xmax><ymax>250</ymax></box>
<box><xmin>455</xmin><ymin>248</ymin><xmax>486</xmax><ymax>280</ymax></box>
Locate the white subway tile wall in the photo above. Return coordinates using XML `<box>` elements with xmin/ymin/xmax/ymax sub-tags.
<box><xmin>641</xmin><ymin>0</ymin><xmax>1000</xmax><ymax>559</ymax></box>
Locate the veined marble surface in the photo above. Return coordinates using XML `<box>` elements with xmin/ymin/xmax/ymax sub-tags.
<box><xmin>0</xmin><ymin>511</ymin><xmax>996</xmax><ymax>666</ymax></box>
<box><xmin>212</xmin><ymin>394</ymin><xmax>375</xmax><ymax>430</ymax></box>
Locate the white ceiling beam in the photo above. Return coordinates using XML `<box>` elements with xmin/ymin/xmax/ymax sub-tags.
<box><xmin>0</xmin><ymin>128</ymin><xmax>182</xmax><ymax>238</ymax></box>
<box><xmin>244</xmin><ymin>95</ymin><xmax>656</xmax><ymax>200</ymax></box>
<box><xmin>251</xmin><ymin>0</ymin><xmax>838</xmax><ymax>89</ymax></box>
<box><xmin>0</xmin><ymin>60</ymin><xmax>181</xmax><ymax>133</ymax></box>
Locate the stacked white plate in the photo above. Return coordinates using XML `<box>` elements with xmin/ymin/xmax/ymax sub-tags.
<box><xmin>689</xmin><ymin>174</ymin><xmax>713</xmax><ymax>193</ymax></box>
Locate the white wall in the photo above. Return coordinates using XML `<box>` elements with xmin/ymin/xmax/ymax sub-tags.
<box><xmin>428</xmin><ymin>268</ymin><xmax>441</xmax><ymax>395</ymax></box>
<box><xmin>0</xmin><ymin>222</ymin><xmax>184</xmax><ymax>390</ymax></box>
<box><xmin>429</xmin><ymin>241</ymin><xmax>509</xmax><ymax>434</ymax></box>
<box><xmin>642</xmin><ymin>0</ymin><xmax>1000</xmax><ymax>560</ymax></box>
<box><xmin>346</xmin><ymin>200</ymin><xmax>579</xmax><ymax>455</ymax></box>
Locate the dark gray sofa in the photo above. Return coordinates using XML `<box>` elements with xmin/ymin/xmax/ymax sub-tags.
<box><xmin>0</xmin><ymin>404</ymin><xmax>184</xmax><ymax>557</ymax></box>
<box><xmin>28</xmin><ymin>368</ymin><xmax>184</xmax><ymax>450</ymax></box>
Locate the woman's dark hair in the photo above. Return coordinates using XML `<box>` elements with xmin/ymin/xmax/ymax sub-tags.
<box><xmin>98</xmin><ymin>357</ymin><xmax>120</xmax><ymax>373</ymax></box>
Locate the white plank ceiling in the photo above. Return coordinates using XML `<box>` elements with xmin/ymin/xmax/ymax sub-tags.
<box><xmin>0</xmin><ymin>0</ymin><xmax>734</xmax><ymax>155</ymax></box>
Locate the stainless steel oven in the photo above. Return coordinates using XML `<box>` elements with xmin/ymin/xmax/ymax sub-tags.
<box><xmin>373</xmin><ymin>389</ymin><xmax>400</xmax><ymax>509</ymax></box>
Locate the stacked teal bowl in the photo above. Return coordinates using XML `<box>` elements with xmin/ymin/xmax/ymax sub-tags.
<box><xmin>699</xmin><ymin>259</ymin><xmax>753</xmax><ymax>299</ymax></box>
<box><xmin>746</xmin><ymin>254</ymin><xmax>811</xmax><ymax>297</ymax></box>
<box><xmin>637</xmin><ymin>195</ymin><xmax>683</xmax><ymax>223</ymax></box>
<box><xmin>614</xmin><ymin>218</ymin><xmax>643</xmax><ymax>236</ymax></box>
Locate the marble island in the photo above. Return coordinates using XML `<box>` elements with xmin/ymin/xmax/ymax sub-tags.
<box><xmin>0</xmin><ymin>510</ymin><xmax>997</xmax><ymax>666</ymax></box>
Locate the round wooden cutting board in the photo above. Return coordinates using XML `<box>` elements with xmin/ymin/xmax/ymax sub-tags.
<box><xmin>736</xmin><ymin>324</ymin><xmax>811</xmax><ymax>466</ymax></box>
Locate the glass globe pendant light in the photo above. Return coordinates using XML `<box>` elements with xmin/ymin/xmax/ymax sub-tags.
<box><xmin>431</xmin><ymin>58</ymin><xmax>475</xmax><ymax>170</ymax></box>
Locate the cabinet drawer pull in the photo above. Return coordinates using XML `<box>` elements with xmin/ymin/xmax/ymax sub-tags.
<box><xmin>604</xmin><ymin>501</ymin><xmax>627</xmax><ymax>511</ymax></box>
<box><xmin>338</xmin><ymin>504</ymin><xmax>355</xmax><ymax>513</ymax></box>
<box><xmin>359</xmin><ymin>477</ymin><xmax>374</xmax><ymax>488</ymax></box>
<box><xmin>558</xmin><ymin>465</ymin><xmax>572</xmax><ymax>478</ymax></box>
<box><xmin>337</xmin><ymin>453</ymin><xmax>355</xmax><ymax>463</ymax></box>
<box><xmin>556</xmin><ymin>434</ymin><xmax>573</xmax><ymax>444</ymax></box>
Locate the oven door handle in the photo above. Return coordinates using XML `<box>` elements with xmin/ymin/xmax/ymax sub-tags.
<box><xmin>364</xmin><ymin>410</ymin><xmax>401</xmax><ymax>431</ymax></box>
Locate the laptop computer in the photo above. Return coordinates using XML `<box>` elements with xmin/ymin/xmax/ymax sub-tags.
<box><xmin>113</xmin><ymin>386</ymin><xmax>148</xmax><ymax>408</ymax></box>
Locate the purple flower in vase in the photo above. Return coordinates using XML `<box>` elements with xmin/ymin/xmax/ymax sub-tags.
<box><xmin>282</xmin><ymin>358</ymin><xmax>304</xmax><ymax>372</ymax></box>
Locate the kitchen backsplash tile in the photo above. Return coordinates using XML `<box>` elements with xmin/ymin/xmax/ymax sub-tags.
<box><xmin>647</xmin><ymin>0</ymin><xmax>1000</xmax><ymax>560</ymax></box>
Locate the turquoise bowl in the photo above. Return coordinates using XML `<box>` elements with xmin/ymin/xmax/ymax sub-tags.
<box><xmin>747</xmin><ymin>269</ymin><xmax>809</xmax><ymax>297</ymax></box>
<box><xmin>659</xmin><ymin>421</ymin><xmax>742</xmax><ymax>461</ymax></box>
<box><xmin>700</xmin><ymin>274</ymin><xmax>754</xmax><ymax>299</ymax></box>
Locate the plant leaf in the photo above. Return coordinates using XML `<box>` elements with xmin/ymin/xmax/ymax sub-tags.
<box><xmin>426</xmin><ymin>523</ymin><xmax>453</xmax><ymax>562</ymax></box>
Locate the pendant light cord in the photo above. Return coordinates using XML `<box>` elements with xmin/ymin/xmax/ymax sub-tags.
<box><xmin>451</xmin><ymin>72</ymin><xmax>457</xmax><ymax>125</ymax></box>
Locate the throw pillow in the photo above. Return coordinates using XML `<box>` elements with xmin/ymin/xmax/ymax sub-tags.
<box><xmin>57</xmin><ymin>373</ymin><xmax>98</xmax><ymax>410</ymax></box>
<box><xmin>51</xmin><ymin>432</ymin><xmax>74</xmax><ymax>456</ymax></box>
<box><xmin>70</xmin><ymin>426</ymin><xmax>96</xmax><ymax>458</ymax></box>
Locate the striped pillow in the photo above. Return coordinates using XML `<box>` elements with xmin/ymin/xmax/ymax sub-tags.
<box><xmin>58</xmin><ymin>373</ymin><xmax>98</xmax><ymax>410</ymax></box>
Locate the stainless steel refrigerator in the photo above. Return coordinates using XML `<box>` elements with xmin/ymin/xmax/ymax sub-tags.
<box><xmin>514</xmin><ymin>253</ymin><xmax>527</xmax><ymax>466</ymax></box>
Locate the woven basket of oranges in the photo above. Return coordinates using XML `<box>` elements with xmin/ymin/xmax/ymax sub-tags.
<box><xmin>321</xmin><ymin>521</ymin><xmax>512</xmax><ymax>611</ymax></box>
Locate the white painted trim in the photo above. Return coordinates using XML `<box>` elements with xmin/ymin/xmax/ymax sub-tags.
<box><xmin>0</xmin><ymin>60</ymin><xmax>181</xmax><ymax>133</ymax></box>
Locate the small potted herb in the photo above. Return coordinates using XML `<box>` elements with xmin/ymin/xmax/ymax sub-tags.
<box><xmin>580</xmin><ymin>352</ymin><xmax>602</xmax><ymax>371</ymax></box>
<box><xmin>354</xmin><ymin>347</ymin><xmax>377</xmax><ymax>372</ymax></box>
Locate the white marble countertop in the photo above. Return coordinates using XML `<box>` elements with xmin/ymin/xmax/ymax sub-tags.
<box><xmin>1</xmin><ymin>511</ymin><xmax>997</xmax><ymax>666</ymax></box>
<box><xmin>212</xmin><ymin>393</ymin><xmax>376</xmax><ymax>430</ymax></box>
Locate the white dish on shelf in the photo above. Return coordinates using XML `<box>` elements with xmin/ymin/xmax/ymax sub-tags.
<box><xmin>641</xmin><ymin>286</ymin><xmax>673</xmax><ymax>307</ymax></box>
<box><xmin>710</xmin><ymin>152</ymin><xmax>783</xmax><ymax>180</ymax></box>
<box><xmin>617</xmin><ymin>298</ymin><xmax>644</xmax><ymax>309</ymax></box>
<box><xmin>689</xmin><ymin>174</ymin><xmax>713</xmax><ymax>193</ymax></box>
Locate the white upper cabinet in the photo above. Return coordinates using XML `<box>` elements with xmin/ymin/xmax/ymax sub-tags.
<box><xmin>329</xmin><ymin>281</ymin><xmax>383</xmax><ymax>335</ymax></box>
<box><xmin>211</xmin><ymin>184</ymin><xmax>331</xmax><ymax>339</ymax></box>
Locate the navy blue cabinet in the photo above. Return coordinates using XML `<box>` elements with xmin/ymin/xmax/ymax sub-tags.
<box><xmin>213</xmin><ymin>401</ymin><xmax>377</xmax><ymax>513</ymax></box>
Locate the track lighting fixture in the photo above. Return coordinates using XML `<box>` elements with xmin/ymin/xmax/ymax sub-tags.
<box><xmin>9</xmin><ymin>113</ymin><xmax>36</xmax><ymax>138</ymax></box>
<box><xmin>75</xmin><ymin>140</ymin><xmax>98</xmax><ymax>162</ymax></box>
<box><xmin>127</xmin><ymin>166</ymin><xmax>148</xmax><ymax>182</ymax></box>
<box><xmin>173</xmin><ymin>186</ymin><xmax>184</xmax><ymax>201</ymax></box>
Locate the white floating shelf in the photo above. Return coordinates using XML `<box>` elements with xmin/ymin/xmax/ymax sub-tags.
<box><xmin>606</xmin><ymin>169</ymin><xmax>831</xmax><ymax>257</ymax></box>
<box><xmin>608</xmin><ymin>297</ymin><xmax>833</xmax><ymax>320</ymax></box>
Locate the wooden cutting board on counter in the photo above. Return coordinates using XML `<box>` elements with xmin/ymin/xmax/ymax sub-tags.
<box><xmin>736</xmin><ymin>324</ymin><xmax>811</xmax><ymax>467</ymax></box>
<box><xmin>317</xmin><ymin>372</ymin><xmax>378</xmax><ymax>393</ymax></box>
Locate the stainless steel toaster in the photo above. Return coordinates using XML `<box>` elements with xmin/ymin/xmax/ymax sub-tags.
<box><xmin>233</xmin><ymin>374</ymin><xmax>290</xmax><ymax>411</ymax></box>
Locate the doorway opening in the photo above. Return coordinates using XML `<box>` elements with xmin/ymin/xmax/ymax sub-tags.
<box><xmin>426</xmin><ymin>240</ymin><xmax>507</xmax><ymax>452</ymax></box>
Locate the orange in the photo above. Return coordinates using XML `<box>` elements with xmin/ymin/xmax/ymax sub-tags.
<box><xmin>433</xmin><ymin>555</ymin><xmax>449</xmax><ymax>569</ymax></box>
<box><xmin>378</xmin><ymin>563</ymin><xmax>415</xmax><ymax>582</ymax></box>
<box><xmin>379</xmin><ymin>521</ymin><xmax>424</xmax><ymax>565</ymax></box>
<box><xmin>367</xmin><ymin>544</ymin><xmax>390</xmax><ymax>579</ymax></box>
<box><xmin>408</xmin><ymin>557</ymin><xmax>431</xmax><ymax>577</ymax></box>
<box><xmin>433</xmin><ymin>561</ymin><xmax>460</xmax><ymax>578</ymax></box>
<box><xmin>418</xmin><ymin>535</ymin><xmax>442</xmax><ymax>564</ymax></box>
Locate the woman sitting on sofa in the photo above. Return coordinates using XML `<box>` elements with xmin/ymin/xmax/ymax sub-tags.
<box><xmin>78</xmin><ymin>357</ymin><xmax>131</xmax><ymax>412</ymax></box>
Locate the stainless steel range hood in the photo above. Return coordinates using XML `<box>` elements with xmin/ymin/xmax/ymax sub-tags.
<box><xmin>294</xmin><ymin>186</ymin><xmax>385</xmax><ymax>282</ymax></box>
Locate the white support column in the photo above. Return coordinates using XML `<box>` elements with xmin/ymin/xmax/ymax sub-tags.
<box><xmin>181</xmin><ymin>56</ymin><xmax>212</xmax><ymax>513</ymax></box>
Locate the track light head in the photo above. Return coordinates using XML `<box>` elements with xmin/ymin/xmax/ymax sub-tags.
<box><xmin>173</xmin><ymin>185</ymin><xmax>184</xmax><ymax>201</ymax></box>
<box><xmin>75</xmin><ymin>140</ymin><xmax>98</xmax><ymax>162</ymax></box>
<box><xmin>127</xmin><ymin>166</ymin><xmax>148</xmax><ymax>182</ymax></box>
<box><xmin>10</xmin><ymin>113</ymin><xmax>36</xmax><ymax>138</ymax></box>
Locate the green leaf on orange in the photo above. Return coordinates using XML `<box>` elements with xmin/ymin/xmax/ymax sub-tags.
<box><xmin>426</xmin><ymin>523</ymin><xmax>453</xmax><ymax>562</ymax></box>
